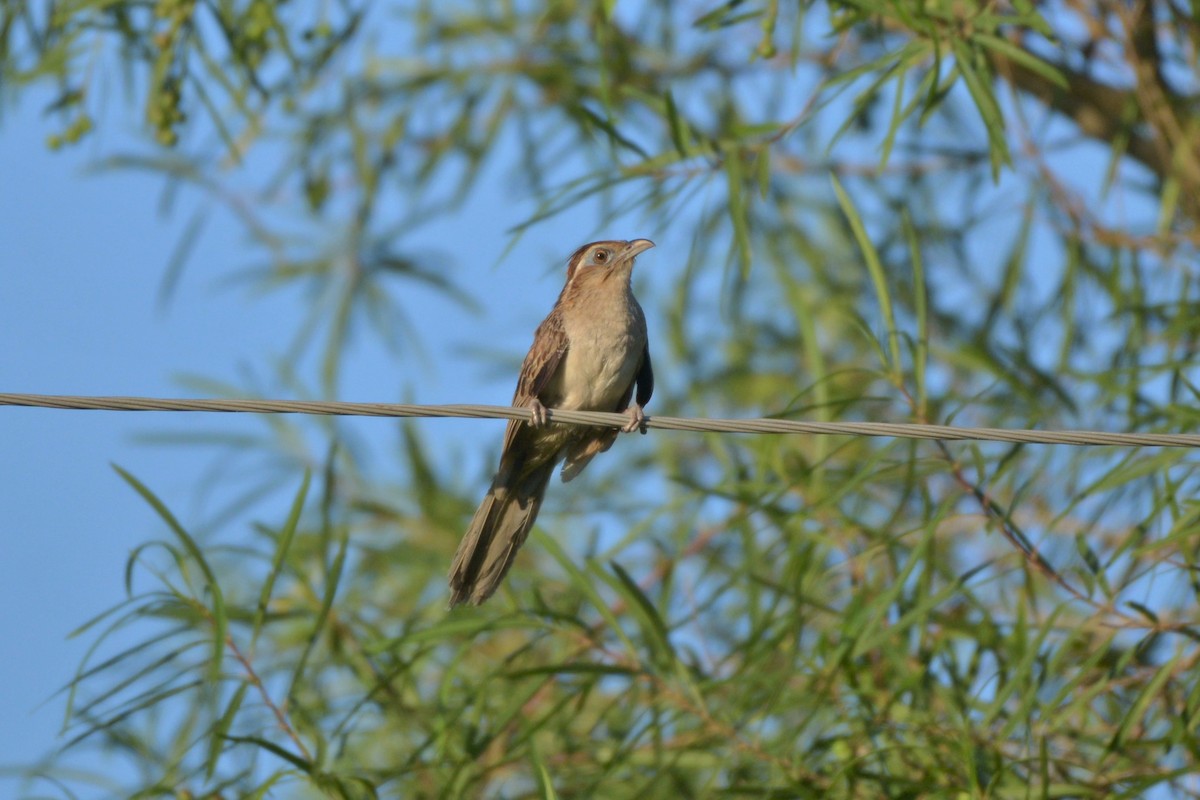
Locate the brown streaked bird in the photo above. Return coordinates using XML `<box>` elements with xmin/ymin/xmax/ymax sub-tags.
<box><xmin>449</xmin><ymin>239</ymin><xmax>655</xmax><ymax>607</ymax></box>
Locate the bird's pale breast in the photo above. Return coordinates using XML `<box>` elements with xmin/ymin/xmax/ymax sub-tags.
<box><xmin>548</xmin><ymin>288</ymin><xmax>645</xmax><ymax>412</ymax></box>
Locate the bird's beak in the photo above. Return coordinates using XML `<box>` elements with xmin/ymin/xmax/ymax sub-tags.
<box><xmin>625</xmin><ymin>239</ymin><xmax>655</xmax><ymax>258</ymax></box>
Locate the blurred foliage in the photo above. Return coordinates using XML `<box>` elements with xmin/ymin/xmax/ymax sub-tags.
<box><xmin>5</xmin><ymin>0</ymin><xmax>1200</xmax><ymax>797</ymax></box>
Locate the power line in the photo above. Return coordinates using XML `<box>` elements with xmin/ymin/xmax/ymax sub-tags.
<box><xmin>1</xmin><ymin>393</ymin><xmax>1197</xmax><ymax>449</ymax></box>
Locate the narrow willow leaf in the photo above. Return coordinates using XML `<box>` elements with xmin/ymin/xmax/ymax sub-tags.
<box><xmin>507</xmin><ymin>663</ymin><xmax>640</xmax><ymax>679</ymax></box>
<box><xmin>1107</xmin><ymin>656</ymin><xmax>1179</xmax><ymax>752</ymax></box>
<box><xmin>252</xmin><ymin>471</ymin><xmax>310</xmax><ymax>649</ymax></box>
<box><xmin>531</xmin><ymin>743</ymin><xmax>559</xmax><ymax>800</ymax></box>
<box><xmin>664</xmin><ymin>90</ymin><xmax>691</xmax><ymax>157</ymax></box>
<box><xmin>1126</xmin><ymin>602</ymin><xmax>1159</xmax><ymax>624</ymax></box>
<box><xmin>693</xmin><ymin>2</ymin><xmax>762</xmax><ymax>29</ymax></box>
<box><xmin>982</xmin><ymin>607</ymin><xmax>1063</xmax><ymax>727</ymax></box>
<box><xmin>157</xmin><ymin>209</ymin><xmax>208</xmax><ymax>308</ymax></box>
<box><xmin>534</xmin><ymin>530</ymin><xmax>639</xmax><ymax>658</ymax></box>
<box><xmin>756</xmin><ymin>0</ymin><xmax>778</xmax><ymax>58</ymax></box>
<box><xmin>207</xmin><ymin>683</ymin><xmax>248</xmax><ymax>779</ymax></box>
<box><xmin>1011</xmin><ymin>0</ymin><xmax>1055</xmax><ymax>35</ymax></box>
<box><xmin>725</xmin><ymin>145</ymin><xmax>752</xmax><ymax>276</ymax></box>
<box><xmin>878</xmin><ymin>57</ymin><xmax>910</xmax><ymax>170</ymax></box>
<box><xmin>62</xmin><ymin>621</ymin><xmax>192</xmax><ymax>730</ymax></box>
<box><xmin>223</xmin><ymin>735</ymin><xmax>313</xmax><ymax>772</ymax></box>
<box><xmin>949</xmin><ymin>39</ymin><xmax>1010</xmax><ymax>174</ymax></box>
<box><xmin>63</xmin><ymin>679</ymin><xmax>203</xmax><ymax>750</ymax></box>
<box><xmin>1158</xmin><ymin>174</ymin><xmax>1181</xmax><ymax>233</ymax></box>
<box><xmin>849</xmin><ymin>547</ymin><xmax>923</xmax><ymax>659</ymax></box>
<box><xmin>824</xmin><ymin>39</ymin><xmax>925</xmax><ymax>91</ymax></box>
<box><xmin>112</xmin><ymin>464</ymin><xmax>226</xmax><ymax>683</ymax></box>
<box><xmin>576</xmin><ymin>105</ymin><xmax>649</xmax><ymax>158</ymax></box>
<box><xmin>826</xmin><ymin>40</ymin><xmax>928</xmax><ymax>156</ymax></box>
<box><xmin>831</xmin><ymin>174</ymin><xmax>901</xmax><ymax>379</ymax></box>
<box><xmin>975</xmin><ymin>33</ymin><xmax>1067</xmax><ymax>89</ymax></box>
<box><xmin>288</xmin><ymin>527</ymin><xmax>349</xmax><ymax>697</ymax></box>
<box><xmin>1000</xmin><ymin>203</ymin><xmax>1033</xmax><ymax>314</ymax></box>
<box><xmin>606</xmin><ymin>560</ymin><xmax>673</xmax><ymax>664</ymax></box>
<box><xmin>902</xmin><ymin>211</ymin><xmax>928</xmax><ymax>416</ymax></box>
<box><xmin>756</xmin><ymin>147</ymin><xmax>770</xmax><ymax>199</ymax></box>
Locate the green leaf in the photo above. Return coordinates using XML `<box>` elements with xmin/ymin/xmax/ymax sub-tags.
<box><xmin>252</xmin><ymin>471</ymin><xmax>309</xmax><ymax>648</ymax></box>
<box><xmin>902</xmin><ymin>211</ymin><xmax>928</xmax><ymax>416</ymax></box>
<box><xmin>507</xmin><ymin>662</ymin><xmax>641</xmax><ymax>679</ymax></box>
<box><xmin>223</xmin><ymin>734</ymin><xmax>313</xmax><ymax>772</ymax></box>
<box><xmin>288</xmin><ymin>525</ymin><xmax>349</xmax><ymax>698</ymax></box>
<box><xmin>530</xmin><ymin>741</ymin><xmax>559</xmax><ymax>800</ymax></box>
<box><xmin>831</xmin><ymin>173</ymin><xmax>901</xmax><ymax>380</ymax></box>
<box><xmin>207</xmin><ymin>683</ymin><xmax>248</xmax><ymax>778</ymax></box>
<box><xmin>112</xmin><ymin>464</ymin><xmax>226</xmax><ymax>682</ymax></box>
<box><xmin>755</xmin><ymin>147</ymin><xmax>771</xmax><ymax>199</ymax></box>
<box><xmin>974</xmin><ymin>33</ymin><xmax>1067</xmax><ymax>90</ymax></box>
<box><xmin>664</xmin><ymin>90</ymin><xmax>692</xmax><ymax>157</ymax></box>
<box><xmin>949</xmin><ymin>39</ymin><xmax>1010</xmax><ymax>175</ymax></box>
<box><xmin>605</xmin><ymin>560</ymin><xmax>673</xmax><ymax>664</ymax></box>
<box><xmin>725</xmin><ymin>144</ymin><xmax>752</xmax><ymax>277</ymax></box>
<box><xmin>1108</xmin><ymin>656</ymin><xmax>1179</xmax><ymax>751</ymax></box>
<box><xmin>534</xmin><ymin>530</ymin><xmax>639</xmax><ymax>658</ymax></box>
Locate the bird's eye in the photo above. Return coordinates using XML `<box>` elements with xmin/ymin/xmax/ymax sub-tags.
<box><xmin>593</xmin><ymin>249</ymin><xmax>610</xmax><ymax>264</ymax></box>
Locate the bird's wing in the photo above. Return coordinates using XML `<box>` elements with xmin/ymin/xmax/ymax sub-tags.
<box><xmin>514</xmin><ymin>312</ymin><xmax>569</xmax><ymax>402</ymax></box>
<box><xmin>612</xmin><ymin>343</ymin><xmax>653</xmax><ymax>413</ymax></box>
<box><xmin>635</xmin><ymin>343</ymin><xmax>653</xmax><ymax>407</ymax></box>
<box><xmin>502</xmin><ymin>312</ymin><xmax>569</xmax><ymax>453</ymax></box>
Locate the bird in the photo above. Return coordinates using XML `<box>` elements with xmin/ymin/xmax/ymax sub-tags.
<box><xmin>448</xmin><ymin>239</ymin><xmax>655</xmax><ymax>607</ymax></box>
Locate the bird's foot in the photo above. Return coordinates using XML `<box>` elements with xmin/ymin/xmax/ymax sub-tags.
<box><xmin>528</xmin><ymin>398</ymin><xmax>549</xmax><ymax>428</ymax></box>
<box><xmin>621</xmin><ymin>403</ymin><xmax>648</xmax><ymax>434</ymax></box>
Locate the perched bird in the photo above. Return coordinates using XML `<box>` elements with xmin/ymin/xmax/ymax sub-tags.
<box><xmin>449</xmin><ymin>239</ymin><xmax>655</xmax><ymax>607</ymax></box>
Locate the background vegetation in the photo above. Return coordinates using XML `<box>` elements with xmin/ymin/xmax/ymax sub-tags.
<box><xmin>4</xmin><ymin>0</ymin><xmax>1200</xmax><ymax>796</ymax></box>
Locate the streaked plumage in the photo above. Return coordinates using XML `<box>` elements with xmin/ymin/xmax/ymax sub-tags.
<box><xmin>448</xmin><ymin>239</ymin><xmax>655</xmax><ymax>607</ymax></box>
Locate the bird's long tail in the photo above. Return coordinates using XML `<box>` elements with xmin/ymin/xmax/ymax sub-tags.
<box><xmin>448</xmin><ymin>459</ymin><xmax>556</xmax><ymax>607</ymax></box>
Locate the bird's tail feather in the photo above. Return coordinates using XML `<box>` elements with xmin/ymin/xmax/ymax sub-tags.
<box><xmin>448</xmin><ymin>460</ymin><xmax>556</xmax><ymax>607</ymax></box>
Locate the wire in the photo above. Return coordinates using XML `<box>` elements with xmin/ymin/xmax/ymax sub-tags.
<box><xmin>2</xmin><ymin>392</ymin><xmax>1198</xmax><ymax>449</ymax></box>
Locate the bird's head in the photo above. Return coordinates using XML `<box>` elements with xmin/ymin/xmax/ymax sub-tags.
<box><xmin>564</xmin><ymin>239</ymin><xmax>654</xmax><ymax>286</ymax></box>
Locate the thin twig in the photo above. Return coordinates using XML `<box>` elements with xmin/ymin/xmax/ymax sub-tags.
<box><xmin>225</xmin><ymin>634</ymin><xmax>313</xmax><ymax>765</ymax></box>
